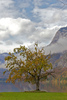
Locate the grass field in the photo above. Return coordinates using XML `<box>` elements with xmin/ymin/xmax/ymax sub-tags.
<box><xmin>0</xmin><ymin>92</ymin><xmax>67</xmax><ymax>100</ymax></box>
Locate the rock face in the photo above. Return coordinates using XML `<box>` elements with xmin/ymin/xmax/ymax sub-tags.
<box><xmin>45</xmin><ymin>26</ymin><xmax>67</xmax><ymax>54</ymax></box>
<box><xmin>48</xmin><ymin>26</ymin><xmax>67</xmax><ymax>68</ymax></box>
<box><xmin>53</xmin><ymin>51</ymin><xmax>67</xmax><ymax>68</ymax></box>
<box><xmin>50</xmin><ymin>27</ymin><xmax>67</xmax><ymax>44</ymax></box>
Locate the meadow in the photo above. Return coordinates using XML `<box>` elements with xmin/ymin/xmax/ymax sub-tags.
<box><xmin>0</xmin><ymin>92</ymin><xmax>67</xmax><ymax>100</ymax></box>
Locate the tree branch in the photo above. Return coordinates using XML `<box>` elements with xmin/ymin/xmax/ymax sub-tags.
<box><xmin>59</xmin><ymin>0</ymin><xmax>67</xmax><ymax>5</ymax></box>
<box><xmin>28</xmin><ymin>72</ymin><xmax>35</xmax><ymax>78</ymax></box>
<box><xmin>40</xmin><ymin>70</ymin><xmax>55</xmax><ymax>79</ymax></box>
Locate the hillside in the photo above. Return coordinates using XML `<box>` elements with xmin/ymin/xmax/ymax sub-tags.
<box><xmin>0</xmin><ymin>53</ymin><xmax>8</xmax><ymax>64</ymax></box>
<box><xmin>51</xmin><ymin>27</ymin><xmax>67</xmax><ymax>44</ymax></box>
<box><xmin>45</xmin><ymin>26</ymin><xmax>67</xmax><ymax>54</ymax></box>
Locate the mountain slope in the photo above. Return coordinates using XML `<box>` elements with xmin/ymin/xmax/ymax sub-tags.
<box><xmin>0</xmin><ymin>53</ymin><xmax>8</xmax><ymax>64</ymax></box>
<box><xmin>47</xmin><ymin>26</ymin><xmax>67</xmax><ymax>69</ymax></box>
<box><xmin>53</xmin><ymin>51</ymin><xmax>67</xmax><ymax>68</ymax></box>
<box><xmin>51</xmin><ymin>27</ymin><xmax>67</xmax><ymax>44</ymax></box>
<box><xmin>45</xmin><ymin>26</ymin><xmax>67</xmax><ymax>54</ymax></box>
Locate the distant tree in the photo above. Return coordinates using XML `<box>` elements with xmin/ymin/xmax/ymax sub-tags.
<box><xmin>4</xmin><ymin>43</ymin><xmax>55</xmax><ymax>91</ymax></box>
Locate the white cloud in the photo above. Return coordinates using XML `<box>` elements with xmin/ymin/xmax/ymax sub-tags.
<box><xmin>0</xmin><ymin>0</ymin><xmax>16</xmax><ymax>18</ymax></box>
<box><xmin>33</xmin><ymin>0</ymin><xmax>44</xmax><ymax>7</ymax></box>
<box><xmin>28</xmin><ymin>26</ymin><xmax>59</xmax><ymax>44</ymax></box>
<box><xmin>0</xmin><ymin>0</ymin><xmax>14</xmax><ymax>8</ymax></box>
<box><xmin>0</xmin><ymin>0</ymin><xmax>28</xmax><ymax>18</ymax></box>
<box><xmin>33</xmin><ymin>7</ymin><xmax>67</xmax><ymax>27</ymax></box>
<box><xmin>0</xmin><ymin>43</ymin><xmax>20</xmax><ymax>53</ymax></box>
<box><xmin>45</xmin><ymin>37</ymin><xmax>67</xmax><ymax>54</ymax></box>
<box><xmin>0</xmin><ymin>17</ymin><xmax>60</xmax><ymax>52</ymax></box>
<box><xmin>0</xmin><ymin>17</ymin><xmax>35</xmax><ymax>39</ymax></box>
<box><xmin>0</xmin><ymin>17</ymin><xmax>34</xmax><ymax>52</ymax></box>
<box><xmin>17</xmin><ymin>0</ymin><xmax>31</xmax><ymax>8</ymax></box>
<box><xmin>0</xmin><ymin>0</ymin><xmax>67</xmax><ymax>53</ymax></box>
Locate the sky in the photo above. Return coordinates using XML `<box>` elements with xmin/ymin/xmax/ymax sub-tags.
<box><xmin>0</xmin><ymin>0</ymin><xmax>67</xmax><ymax>53</ymax></box>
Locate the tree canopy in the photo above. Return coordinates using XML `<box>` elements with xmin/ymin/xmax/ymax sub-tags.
<box><xmin>4</xmin><ymin>43</ymin><xmax>55</xmax><ymax>91</ymax></box>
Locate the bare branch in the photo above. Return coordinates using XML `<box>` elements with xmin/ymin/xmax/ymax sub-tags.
<box><xmin>58</xmin><ymin>0</ymin><xmax>67</xmax><ymax>9</ymax></box>
<box><xmin>59</xmin><ymin>0</ymin><xmax>67</xmax><ymax>5</ymax></box>
<box><xmin>40</xmin><ymin>69</ymin><xmax>55</xmax><ymax>79</ymax></box>
<box><xmin>28</xmin><ymin>72</ymin><xmax>35</xmax><ymax>78</ymax></box>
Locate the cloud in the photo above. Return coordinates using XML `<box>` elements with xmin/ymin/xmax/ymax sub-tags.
<box><xmin>0</xmin><ymin>41</ymin><xmax>3</xmax><ymax>44</ymax></box>
<box><xmin>16</xmin><ymin>0</ymin><xmax>31</xmax><ymax>8</ymax></box>
<box><xmin>33</xmin><ymin>0</ymin><xmax>44</xmax><ymax>7</ymax></box>
<box><xmin>28</xmin><ymin>27</ymin><xmax>59</xmax><ymax>44</ymax></box>
<box><xmin>16</xmin><ymin>41</ymin><xmax>23</xmax><ymax>44</ymax></box>
<box><xmin>0</xmin><ymin>0</ymin><xmax>16</xmax><ymax>18</ymax></box>
<box><xmin>0</xmin><ymin>0</ymin><xmax>67</xmax><ymax>53</ymax></box>
<box><xmin>33</xmin><ymin>7</ymin><xmax>67</xmax><ymax>27</ymax></box>
<box><xmin>5</xmin><ymin>40</ymin><xmax>13</xmax><ymax>45</ymax></box>
<box><xmin>0</xmin><ymin>17</ymin><xmax>35</xmax><ymax>39</ymax></box>
<box><xmin>45</xmin><ymin>37</ymin><xmax>67</xmax><ymax>54</ymax></box>
<box><xmin>0</xmin><ymin>0</ymin><xmax>28</xmax><ymax>18</ymax></box>
<box><xmin>0</xmin><ymin>17</ymin><xmax>34</xmax><ymax>52</ymax></box>
<box><xmin>0</xmin><ymin>17</ymin><xmax>60</xmax><ymax>52</ymax></box>
<box><xmin>0</xmin><ymin>0</ymin><xmax>14</xmax><ymax>8</ymax></box>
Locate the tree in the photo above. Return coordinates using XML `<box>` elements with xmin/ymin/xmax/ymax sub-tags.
<box><xmin>4</xmin><ymin>43</ymin><xmax>55</xmax><ymax>91</ymax></box>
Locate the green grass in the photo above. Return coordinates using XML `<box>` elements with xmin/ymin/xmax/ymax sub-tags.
<box><xmin>0</xmin><ymin>92</ymin><xmax>67</xmax><ymax>100</ymax></box>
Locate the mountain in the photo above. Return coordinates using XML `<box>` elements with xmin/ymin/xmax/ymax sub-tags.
<box><xmin>53</xmin><ymin>51</ymin><xmax>67</xmax><ymax>68</ymax></box>
<box><xmin>51</xmin><ymin>27</ymin><xmax>67</xmax><ymax>44</ymax></box>
<box><xmin>46</xmin><ymin>26</ymin><xmax>67</xmax><ymax>68</ymax></box>
<box><xmin>45</xmin><ymin>26</ymin><xmax>67</xmax><ymax>54</ymax></box>
<box><xmin>48</xmin><ymin>27</ymin><xmax>67</xmax><ymax>68</ymax></box>
<box><xmin>0</xmin><ymin>53</ymin><xmax>8</xmax><ymax>64</ymax></box>
<box><xmin>0</xmin><ymin>68</ymin><xmax>8</xmax><ymax>78</ymax></box>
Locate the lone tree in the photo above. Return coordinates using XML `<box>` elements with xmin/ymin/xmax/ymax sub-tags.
<box><xmin>4</xmin><ymin>43</ymin><xmax>55</xmax><ymax>91</ymax></box>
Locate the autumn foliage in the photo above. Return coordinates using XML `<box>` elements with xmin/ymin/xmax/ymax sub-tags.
<box><xmin>4</xmin><ymin>43</ymin><xmax>54</xmax><ymax>91</ymax></box>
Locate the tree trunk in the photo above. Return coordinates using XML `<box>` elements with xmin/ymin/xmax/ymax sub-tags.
<box><xmin>36</xmin><ymin>78</ymin><xmax>40</xmax><ymax>91</ymax></box>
